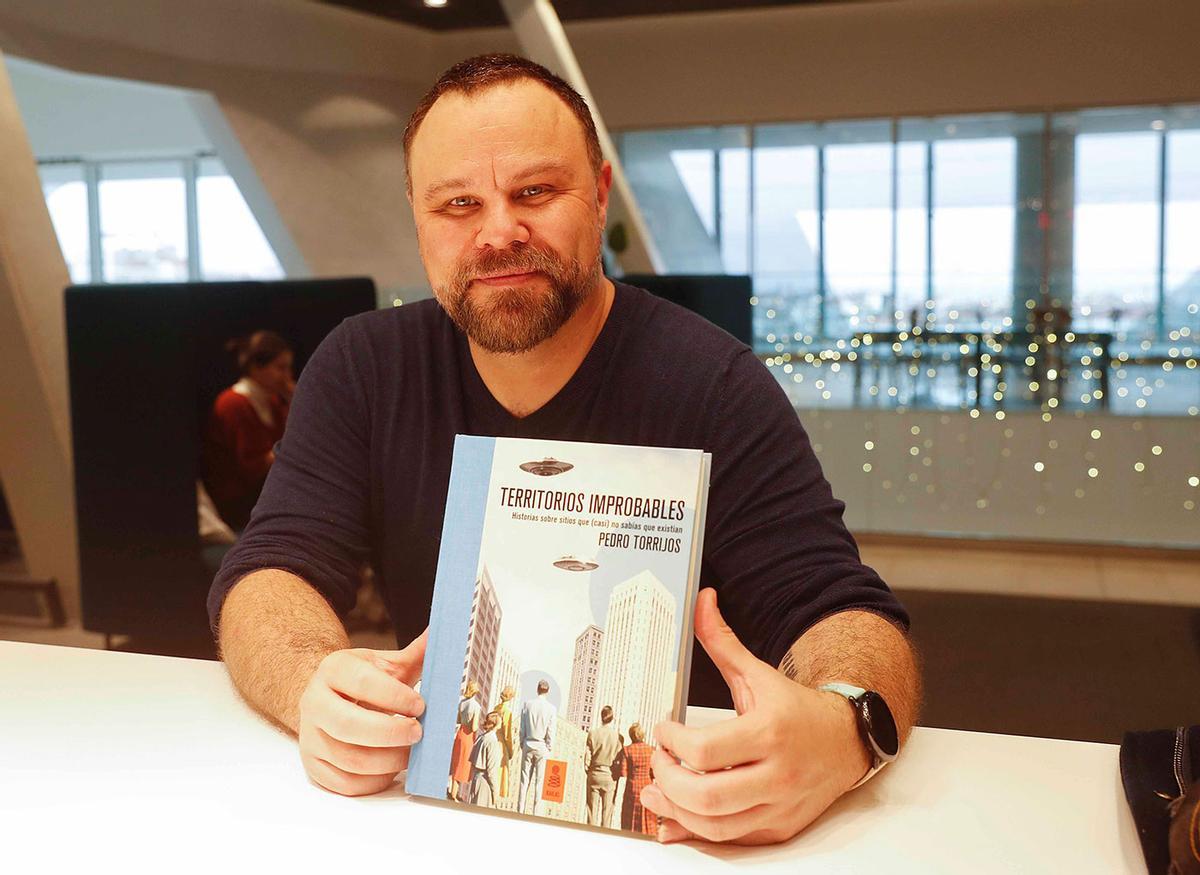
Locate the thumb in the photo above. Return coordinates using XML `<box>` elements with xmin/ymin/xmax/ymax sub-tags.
<box><xmin>373</xmin><ymin>628</ymin><xmax>429</xmax><ymax>682</ymax></box>
<box><xmin>693</xmin><ymin>588</ymin><xmax>765</xmax><ymax>714</ymax></box>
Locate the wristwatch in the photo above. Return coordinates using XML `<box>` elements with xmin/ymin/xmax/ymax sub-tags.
<box><xmin>819</xmin><ymin>682</ymin><xmax>900</xmax><ymax>787</ymax></box>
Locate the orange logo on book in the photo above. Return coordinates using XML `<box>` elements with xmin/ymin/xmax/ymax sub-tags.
<box><xmin>541</xmin><ymin>759</ymin><xmax>568</xmax><ymax>803</ymax></box>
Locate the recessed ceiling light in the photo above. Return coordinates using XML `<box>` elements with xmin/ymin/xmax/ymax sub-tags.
<box><xmin>424</xmin><ymin>0</ymin><xmax>448</xmax><ymax>7</ymax></box>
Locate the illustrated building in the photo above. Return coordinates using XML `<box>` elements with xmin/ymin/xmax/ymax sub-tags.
<box><xmin>540</xmin><ymin>716</ymin><xmax>587</xmax><ymax>824</ymax></box>
<box><xmin>595</xmin><ymin>571</ymin><xmax>677</xmax><ymax>744</ymax></box>
<box><xmin>462</xmin><ymin>565</ymin><xmax>502</xmax><ymax>711</ymax></box>
<box><xmin>491</xmin><ymin>643</ymin><xmax>520</xmax><ymax>713</ymax></box>
<box><xmin>566</xmin><ymin>624</ymin><xmax>603</xmax><ymax>729</ymax></box>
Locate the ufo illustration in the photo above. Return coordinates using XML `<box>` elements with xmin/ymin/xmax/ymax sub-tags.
<box><xmin>520</xmin><ymin>457</ymin><xmax>574</xmax><ymax>476</ymax></box>
<box><xmin>553</xmin><ymin>554</ymin><xmax>598</xmax><ymax>572</ymax></box>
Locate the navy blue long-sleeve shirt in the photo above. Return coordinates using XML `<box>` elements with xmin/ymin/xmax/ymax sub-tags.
<box><xmin>208</xmin><ymin>282</ymin><xmax>908</xmax><ymax>708</ymax></box>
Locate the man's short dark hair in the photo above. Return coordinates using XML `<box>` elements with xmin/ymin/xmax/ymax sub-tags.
<box><xmin>537</xmin><ymin>679</ymin><xmax>550</xmax><ymax>694</ymax></box>
<box><xmin>600</xmin><ymin>705</ymin><xmax>613</xmax><ymax>724</ymax></box>
<box><xmin>402</xmin><ymin>53</ymin><xmax>603</xmax><ymax>193</ymax></box>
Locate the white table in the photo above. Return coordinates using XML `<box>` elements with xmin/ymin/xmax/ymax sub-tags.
<box><xmin>0</xmin><ymin>640</ymin><xmax>1146</xmax><ymax>873</ymax></box>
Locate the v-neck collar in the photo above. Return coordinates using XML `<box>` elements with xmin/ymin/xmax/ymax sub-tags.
<box><xmin>457</xmin><ymin>282</ymin><xmax>631</xmax><ymax>436</ymax></box>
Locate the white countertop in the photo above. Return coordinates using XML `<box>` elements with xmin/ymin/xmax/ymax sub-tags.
<box><xmin>0</xmin><ymin>640</ymin><xmax>1147</xmax><ymax>873</ymax></box>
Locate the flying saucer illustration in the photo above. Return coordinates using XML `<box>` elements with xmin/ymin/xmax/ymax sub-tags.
<box><xmin>553</xmin><ymin>555</ymin><xmax>598</xmax><ymax>572</ymax></box>
<box><xmin>520</xmin><ymin>457</ymin><xmax>574</xmax><ymax>476</ymax></box>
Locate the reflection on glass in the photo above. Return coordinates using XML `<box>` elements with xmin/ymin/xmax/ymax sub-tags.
<box><xmin>895</xmin><ymin>141</ymin><xmax>928</xmax><ymax>323</ymax></box>
<box><xmin>614</xmin><ymin>104</ymin><xmax>1197</xmax><ymax>415</ymax></box>
<box><xmin>823</xmin><ymin>122</ymin><xmax>893</xmax><ymax>335</ymax></box>
<box><xmin>99</xmin><ymin>161</ymin><xmax>188</xmax><ymax>282</ymax></box>
<box><xmin>718</xmin><ymin>146</ymin><xmax>750</xmax><ymax>275</ymax></box>
<box><xmin>754</xmin><ymin>124</ymin><xmax>820</xmax><ymax>344</ymax></box>
<box><xmin>1073</xmin><ymin>132</ymin><xmax>1160</xmax><ymax>336</ymax></box>
<box><xmin>197</xmin><ymin>157</ymin><xmax>284</xmax><ymax>281</ymax></box>
<box><xmin>1165</xmin><ymin>130</ymin><xmax>1200</xmax><ymax>338</ymax></box>
<box><xmin>618</xmin><ymin>126</ymin><xmax>747</xmax><ymax>275</ymax></box>
<box><xmin>39</xmin><ymin>163</ymin><xmax>90</xmax><ymax>284</ymax></box>
<box><xmin>932</xmin><ymin>137</ymin><xmax>1015</xmax><ymax>330</ymax></box>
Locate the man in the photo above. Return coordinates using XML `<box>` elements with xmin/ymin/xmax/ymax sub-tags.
<box><xmin>209</xmin><ymin>53</ymin><xmax>920</xmax><ymax>846</ymax></box>
<box><xmin>584</xmin><ymin>705</ymin><xmax>622</xmax><ymax>828</ymax></box>
<box><xmin>517</xmin><ymin>679</ymin><xmax>557</xmax><ymax>815</ymax></box>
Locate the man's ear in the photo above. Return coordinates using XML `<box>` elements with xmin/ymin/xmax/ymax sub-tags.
<box><xmin>596</xmin><ymin>160</ymin><xmax>613</xmax><ymax>221</ymax></box>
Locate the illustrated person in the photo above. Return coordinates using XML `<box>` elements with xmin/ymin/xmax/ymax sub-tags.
<box><xmin>202</xmin><ymin>330</ymin><xmax>294</xmax><ymax>530</ymax></box>
<box><xmin>620</xmin><ymin>723</ymin><xmax>656</xmax><ymax>836</ymax></box>
<box><xmin>584</xmin><ymin>705</ymin><xmax>622</xmax><ymax>828</ymax></box>
<box><xmin>448</xmin><ymin>679</ymin><xmax>481</xmax><ymax>802</ymax></box>
<box><xmin>468</xmin><ymin>711</ymin><xmax>502</xmax><ymax>807</ymax></box>
<box><xmin>210</xmin><ymin>53</ymin><xmax>921</xmax><ymax>846</ymax></box>
<box><xmin>490</xmin><ymin>686</ymin><xmax>517</xmax><ymax>799</ymax></box>
<box><xmin>517</xmin><ymin>679</ymin><xmax>557</xmax><ymax>816</ymax></box>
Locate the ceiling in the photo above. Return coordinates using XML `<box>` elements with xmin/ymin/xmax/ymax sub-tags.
<box><xmin>316</xmin><ymin>0</ymin><xmax>856</xmax><ymax>32</ymax></box>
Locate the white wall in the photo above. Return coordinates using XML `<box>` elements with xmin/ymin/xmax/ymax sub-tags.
<box><xmin>7</xmin><ymin>56</ymin><xmax>210</xmax><ymax>159</ymax></box>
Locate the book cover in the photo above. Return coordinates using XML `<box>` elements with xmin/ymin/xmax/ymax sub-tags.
<box><xmin>406</xmin><ymin>435</ymin><xmax>710</xmax><ymax>836</ymax></box>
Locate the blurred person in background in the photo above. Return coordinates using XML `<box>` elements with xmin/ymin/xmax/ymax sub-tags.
<box><xmin>203</xmin><ymin>330</ymin><xmax>294</xmax><ymax>531</ymax></box>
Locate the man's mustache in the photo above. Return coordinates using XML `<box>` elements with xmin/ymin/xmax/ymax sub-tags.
<box><xmin>454</xmin><ymin>245</ymin><xmax>564</xmax><ymax>285</ymax></box>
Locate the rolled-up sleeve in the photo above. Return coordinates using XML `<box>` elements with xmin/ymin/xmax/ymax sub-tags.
<box><xmin>703</xmin><ymin>349</ymin><xmax>909</xmax><ymax>670</ymax></box>
<box><xmin>207</xmin><ymin>320</ymin><xmax>372</xmax><ymax>634</ymax></box>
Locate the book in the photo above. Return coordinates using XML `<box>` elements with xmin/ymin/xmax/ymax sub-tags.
<box><xmin>406</xmin><ymin>435</ymin><xmax>711</xmax><ymax>836</ymax></box>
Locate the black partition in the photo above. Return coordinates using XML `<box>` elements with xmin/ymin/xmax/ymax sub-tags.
<box><xmin>66</xmin><ymin>278</ymin><xmax>376</xmax><ymax>648</ymax></box>
<box><xmin>621</xmin><ymin>274</ymin><xmax>753</xmax><ymax>346</ymax></box>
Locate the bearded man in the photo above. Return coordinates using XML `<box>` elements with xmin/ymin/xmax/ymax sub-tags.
<box><xmin>210</xmin><ymin>54</ymin><xmax>920</xmax><ymax>846</ymax></box>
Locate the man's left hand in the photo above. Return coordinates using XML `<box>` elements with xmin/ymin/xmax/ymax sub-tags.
<box><xmin>642</xmin><ymin>588</ymin><xmax>870</xmax><ymax>845</ymax></box>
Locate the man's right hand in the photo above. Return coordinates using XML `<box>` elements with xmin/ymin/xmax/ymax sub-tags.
<box><xmin>297</xmin><ymin>629</ymin><xmax>427</xmax><ymax>796</ymax></box>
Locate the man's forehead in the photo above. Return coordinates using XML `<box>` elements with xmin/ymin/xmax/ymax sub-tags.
<box><xmin>410</xmin><ymin>80</ymin><xmax>590</xmax><ymax>189</ymax></box>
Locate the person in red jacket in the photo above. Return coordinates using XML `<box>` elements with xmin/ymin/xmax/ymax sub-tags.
<box><xmin>203</xmin><ymin>330</ymin><xmax>294</xmax><ymax>531</ymax></box>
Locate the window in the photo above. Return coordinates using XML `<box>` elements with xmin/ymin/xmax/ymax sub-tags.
<box><xmin>37</xmin><ymin>155</ymin><xmax>284</xmax><ymax>284</ymax></box>
<box><xmin>38</xmin><ymin>163</ymin><xmax>91</xmax><ymax>284</ymax></box>
<box><xmin>617</xmin><ymin>108</ymin><xmax>1198</xmax><ymax>415</ymax></box>
<box><xmin>753</xmin><ymin>124</ymin><xmax>819</xmax><ymax>344</ymax></box>
<box><xmin>823</xmin><ymin>120</ymin><xmax>894</xmax><ymax>335</ymax></box>
<box><xmin>618</xmin><ymin>126</ymin><xmax>749</xmax><ymax>276</ymax></box>
<box><xmin>1071</xmin><ymin>109</ymin><xmax>1162</xmax><ymax>336</ymax></box>
<box><xmin>1165</xmin><ymin>126</ymin><xmax>1200</xmax><ymax>338</ymax></box>
<box><xmin>99</xmin><ymin>160</ymin><xmax>189</xmax><ymax>283</ymax></box>
<box><xmin>197</xmin><ymin>157</ymin><xmax>284</xmax><ymax>281</ymax></box>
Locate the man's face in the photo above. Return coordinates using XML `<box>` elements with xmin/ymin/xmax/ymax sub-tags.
<box><xmin>408</xmin><ymin>79</ymin><xmax>612</xmax><ymax>354</ymax></box>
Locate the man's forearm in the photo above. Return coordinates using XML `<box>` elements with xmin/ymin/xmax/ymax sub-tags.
<box><xmin>778</xmin><ymin>610</ymin><xmax>921</xmax><ymax>742</ymax></box>
<box><xmin>217</xmin><ymin>568</ymin><xmax>349</xmax><ymax>734</ymax></box>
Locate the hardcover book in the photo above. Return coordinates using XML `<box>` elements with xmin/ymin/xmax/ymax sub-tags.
<box><xmin>406</xmin><ymin>435</ymin><xmax>711</xmax><ymax>836</ymax></box>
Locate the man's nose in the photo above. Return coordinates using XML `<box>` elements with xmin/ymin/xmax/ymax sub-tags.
<box><xmin>475</xmin><ymin>201</ymin><xmax>530</xmax><ymax>250</ymax></box>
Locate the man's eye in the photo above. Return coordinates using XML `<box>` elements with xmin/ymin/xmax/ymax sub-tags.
<box><xmin>448</xmin><ymin>196</ymin><xmax>475</xmax><ymax>208</ymax></box>
<box><xmin>520</xmin><ymin>186</ymin><xmax>548</xmax><ymax>197</ymax></box>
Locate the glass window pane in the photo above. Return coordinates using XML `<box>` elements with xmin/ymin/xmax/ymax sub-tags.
<box><xmin>895</xmin><ymin>140</ymin><xmax>928</xmax><ymax>324</ymax></box>
<box><xmin>197</xmin><ymin>157</ymin><xmax>284</xmax><ymax>280</ymax></box>
<box><xmin>1165</xmin><ymin>129</ymin><xmax>1200</xmax><ymax>338</ymax></box>
<box><xmin>1072</xmin><ymin>112</ymin><xmax>1161</xmax><ymax>337</ymax></box>
<box><xmin>99</xmin><ymin>160</ymin><xmax>188</xmax><ymax>283</ymax></box>
<box><xmin>718</xmin><ymin>146</ymin><xmax>750</xmax><ymax>275</ymax></box>
<box><xmin>38</xmin><ymin>163</ymin><xmax>90</xmax><ymax>284</ymax></box>
<box><xmin>618</xmin><ymin>126</ymin><xmax>747</xmax><ymax>275</ymax></box>
<box><xmin>823</xmin><ymin>120</ymin><xmax>893</xmax><ymax>335</ymax></box>
<box><xmin>753</xmin><ymin>124</ymin><xmax>820</xmax><ymax>345</ymax></box>
<box><xmin>932</xmin><ymin>136</ymin><xmax>1016</xmax><ymax>331</ymax></box>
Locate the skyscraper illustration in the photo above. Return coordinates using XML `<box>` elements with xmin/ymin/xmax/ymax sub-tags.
<box><xmin>566</xmin><ymin>624</ymin><xmax>603</xmax><ymax>729</ymax></box>
<box><xmin>491</xmin><ymin>642</ymin><xmax>520</xmax><ymax>712</ymax></box>
<box><xmin>595</xmin><ymin>571</ymin><xmax>677</xmax><ymax>741</ymax></box>
<box><xmin>462</xmin><ymin>565</ymin><xmax>502</xmax><ymax>710</ymax></box>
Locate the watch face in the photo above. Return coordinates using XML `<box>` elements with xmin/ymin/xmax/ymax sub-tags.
<box><xmin>860</xmin><ymin>690</ymin><xmax>899</xmax><ymax>761</ymax></box>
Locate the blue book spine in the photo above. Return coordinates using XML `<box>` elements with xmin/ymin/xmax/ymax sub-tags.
<box><xmin>405</xmin><ymin>434</ymin><xmax>495</xmax><ymax>798</ymax></box>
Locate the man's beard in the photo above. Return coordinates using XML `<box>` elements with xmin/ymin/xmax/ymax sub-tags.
<box><xmin>433</xmin><ymin>243</ymin><xmax>601</xmax><ymax>355</ymax></box>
